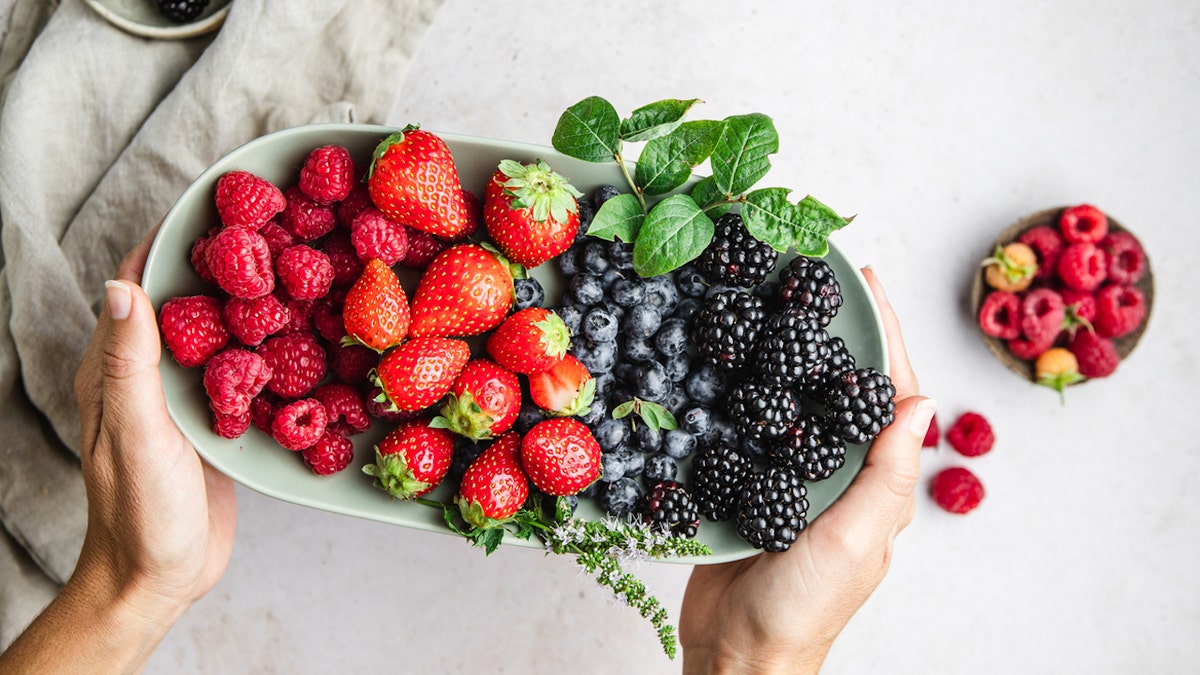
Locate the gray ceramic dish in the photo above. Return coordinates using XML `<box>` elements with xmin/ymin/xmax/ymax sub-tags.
<box><xmin>83</xmin><ymin>0</ymin><xmax>231</xmax><ymax>40</ymax></box>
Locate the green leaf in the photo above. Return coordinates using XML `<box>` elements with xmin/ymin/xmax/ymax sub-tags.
<box><xmin>632</xmin><ymin>195</ymin><xmax>715</xmax><ymax>277</ymax></box>
<box><xmin>689</xmin><ymin>176</ymin><xmax>732</xmax><ymax>218</ymax></box>
<box><xmin>742</xmin><ymin>189</ymin><xmax>852</xmax><ymax>255</ymax></box>
<box><xmin>586</xmin><ymin>193</ymin><xmax>644</xmax><ymax>242</ymax></box>
<box><xmin>611</xmin><ymin>399</ymin><xmax>637</xmax><ymax>420</ymax></box>
<box><xmin>711</xmin><ymin>113</ymin><xmax>779</xmax><ymax>197</ymax></box>
<box><xmin>634</xmin><ymin>120</ymin><xmax>725</xmax><ymax>195</ymax></box>
<box><xmin>639</xmin><ymin>401</ymin><xmax>677</xmax><ymax>432</ymax></box>
<box><xmin>619</xmin><ymin>98</ymin><xmax>702</xmax><ymax>142</ymax></box>
<box><xmin>552</xmin><ymin>96</ymin><xmax>622</xmax><ymax>163</ymax></box>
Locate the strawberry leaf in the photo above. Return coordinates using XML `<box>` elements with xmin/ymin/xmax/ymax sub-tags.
<box><xmin>634</xmin><ymin>120</ymin><xmax>725</xmax><ymax>196</ymax></box>
<box><xmin>620</xmin><ymin>98</ymin><xmax>702</xmax><ymax>142</ymax></box>
<box><xmin>586</xmin><ymin>193</ymin><xmax>644</xmax><ymax>242</ymax></box>
<box><xmin>553</xmin><ymin>96</ymin><xmax>622</xmax><ymax>163</ymax></box>
<box><xmin>742</xmin><ymin>189</ymin><xmax>851</xmax><ymax>256</ymax></box>
<box><xmin>632</xmin><ymin>195</ymin><xmax>714</xmax><ymax>277</ymax></box>
<box><xmin>710</xmin><ymin>113</ymin><xmax>779</xmax><ymax>198</ymax></box>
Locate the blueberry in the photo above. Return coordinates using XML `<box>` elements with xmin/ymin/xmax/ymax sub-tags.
<box><xmin>582</xmin><ymin>307</ymin><xmax>619</xmax><ymax>343</ymax></box>
<box><xmin>557</xmin><ymin>245</ymin><xmax>582</xmax><ymax>277</ymax></box>
<box><xmin>513</xmin><ymin>277</ymin><xmax>545</xmax><ymax>310</ymax></box>
<box><xmin>623</xmin><ymin>337</ymin><xmax>657</xmax><ymax>363</ymax></box>
<box><xmin>623</xmin><ymin>304</ymin><xmax>662</xmax><ymax>340</ymax></box>
<box><xmin>632</xmin><ymin>361</ymin><xmax>671</xmax><ymax>402</ymax></box>
<box><xmin>592</xmin><ymin>373</ymin><xmax>615</xmax><ymax>403</ymax></box>
<box><xmin>608</xmin><ymin>240</ymin><xmax>635</xmax><ymax>270</ymax></box>
<box><xmin>576</xmin><ymin>201</ymin><xmax>597</xmax><ymax>243</ymax></box>
<box><xmin>662</xmin><ymin>351</ymin><xmax>690</xmax><ymax>383</ymax></box>
<box><xmin>707</xmin><ymin>416</ymin><xmax>739</xmax><ymax>445</ymax></box>
<box><xmin>684</xmin><ymin>365</ymin><xmax>727</xmax><ymax>405</ymax></box>
<box><xmin>643</xmin><ymin>275</ymin><xmax>679</xmax><ymax>315</ymax></box>
<box><xmin>556</xmin><ymin>305</ymin><xmax>584</xmax><ymax>335</ymax></box>
<box><xmin>634</xmin><ymin>423</ymin><xmax>663</xmax><ymax>453</ymax></box>
<box><xmin>515</xmin><ymin>402</ymin><xmax>545</xmax><ymax>434</ymax></box>
<box><xmin>672</xmin><ymin>297</ymin><xmax>702</xmax><ymax>323</ymax></box>
<box><xmin>571</xmin><ymin>339</ymin><xmax>617</xmax><ymax>374</ymax></box>
<box><xmin>610</xmin><ymin>277</ymin><xmax>646</xmax><ymax>307</ymax></box>
<box><xmin>600</xmin><ymin>477</ymin><xmax>643</xmax><ymax>517</ymax></box>
<box><xmin>582</xmin><ymin>241</ymin><xmax>610</xmax><ymax>274</ymax></box>
<box><xmin>600</xmin><ymin>452</ymin><xmax>627</xmax><ymax>483</ymax></box>
<box><xmin>594</xmin><ymin>417</ymin><xmax>630</xmax><ymax>453</ymax></box>
<box><xmin>662</xmin><ymin>429</ymin><xmax>698</xmax><ymax>460</ymax></box>
<box><xmin>621</xmin><ymin>449</ymin><xmax>645</xmax><ymax>478</ymax></box>
<box><xmin>579</xmin><ymin>481</ymin><xmax>603</xmax><ymax>498</ymax></box>
<box><xmin>654</xmin><ymin>318</ymin><xmax>689</xmax><ymax>356</ymax></box>
<box><xmin>600</xmin><ymin>299</ymin><xmax>625</xmax><ymax>323</ymax></box>
<box><xmin>644</xmin><ymin>453</ymin><xmax>678</xmax><ymax>485</ymax></box>
<box><xmin>611</xmin><ymin>364</ymin><xmax>636</xmax><ymax>388</ymax></box>
<box><xmin>739</xmin><ymin>434</ymin><xmax>770</xmax><ymax>461</ymax></box>
<box><xmin>675</xmin><ymin>264</ymin><xmax>710</xmax><ymax>298</ymax></box>
<box><xmin>600</xmin><ymin>267</ymin><xmax>624</xmax><ymax>291</ymax></box>
<box><xmin>448</xmin><ymin>438</ymin><xmax>484</xmax><ymax>481</ymax></box>
<box><xmin>663</xmin><ymin>384</ymin><xmax>691</xmax><ymax>416</ymax></box>
<box><xmin>569</xmin><ymin>273</ymin><xmax>604</xmax><ymax>306</ymax></box>
<box><xmin>579</xmin><ymin>398</ymin><xmax>607</xmax><ymax>426</ymax></box>
<box><xmin>681</xmin><ymin>406</ymin><xmax>712</xmax><ymax>437</ymax></box>
<box><xmin>593</xmin><ymin>184</ymin><xmax>621</xmax><ymax>209</ymax></box>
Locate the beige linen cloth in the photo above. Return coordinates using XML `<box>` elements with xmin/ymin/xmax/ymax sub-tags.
<box><xmin>0</xmin><ymin>0</ymin><xmax>442</xmax><ymax>647</ymax></box>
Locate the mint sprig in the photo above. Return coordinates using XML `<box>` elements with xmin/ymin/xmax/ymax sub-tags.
<box><xmin>551</xmin><ymin>96</ymin><xmax>852</xmax><ymax>276</ymax></box>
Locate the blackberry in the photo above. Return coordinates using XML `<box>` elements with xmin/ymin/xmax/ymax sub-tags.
<box><xmin>752</xmin><ymin>309</ymin><xmax>830</xmax><ymax>389</ymax></box>
<box><xmin>803</xmin><ymin>336</ymin><xmax>856</xmax><ymax>400</ymax></box>
<box><xmin>156</xmin><ymin>0</ymin><xmax>210</xmax><ymax>23</ymax></box>
<box><xmin>690</xmin><ymin>442</ymin><xmax>752</xmax><ymax>521</ymax></box>
<box><xmin>736</xmin><ymin>466</ymin><xmax>808</xmax><ymax>552</ymax></box>
<box><xmin>776</xmin><ymin>256</ymin><xmax>842</xmax><ymax>326</ymax></box>
<box><xmin>824</xmin><ymin>367</ymin><xmax>897</xmax><ymax>445</ymax></box>
<box><xmin>643</xmin><ymin>482</ymin><xmax>701</xmax><ymax>538</ymax></box>
<box><xmin>727</xmin><ymin>378</ymin><xmax>798</xmax><ymax>442</ymax></box>
<box><xmin>771</xmin><ymin>413</ymin><xmax>847</xmax><ymax>481</ymax></box>
<box><xmin>696</xmin><ymin>213</ymin><xmax>778</xmax><ymax>287</ymax></box>
<box><xmin>693</xmin><ymin>289</ymin><xmax>766</xmax><ymax>372</ymax></box>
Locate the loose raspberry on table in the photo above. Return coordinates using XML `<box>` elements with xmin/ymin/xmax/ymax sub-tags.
<box><xmin>329</xmin><ymin>341</ymin><xmax>377</xmax><ymax>385</ymax></box>
<box><xmin>280</xmin><ymin>186</ymin><xmax>337</xmax><ymax>241</ymax></box>
<box><xmin>312</xmin><ymin>383</ymin><xmax>370</xmax><ymax>436</ymax></box>
<box><xmin>1017</xmin><ymin>225</ymin><xmax>1064</xmax><ymax>282</ymax></box>
<box><xmin>299</xmin><ymin>145</ymin><xmax>354</xmax><ymax>204</ymax></box>
<box><xmin>1094</xmin><ymin>284</ymin><xmax>1146</xmax><ymax>339</ymax></box>
<box><xmin>1058</xmin><ymin>204</ymin><xmax>1108</xmax><ymax>244</ymax></box>
<box><xmin>1020</xmin><ymin>288</ymin><xmax>1065</xmax><ymax>346</ymax></box>
<box><xmin>923</xmin><ymin>412</ymin><xmax>940</xmax><ymax>448</ymax></box>
<box><xmin>946</xmin><ymin>411</ymin><xmax>994</xmax><ymax>457</ymax></box>
<box><xmin>978</xmin><ymin>290</ymin><xmax>1021</xmax><ymax>340</ymax></box>
<box><xmin>271</xmin><ymin>398</ymin><xmax>328</xmax><ymax>451</ymax></box>
<box><xmin>1069</xmin><ymin>329</ymin><xmax>1121</xmax><ymax>378</ymax></box>
<box><xmin>257</xmin><ymin>220</ymin><xmax>298</xmax><ymax>261</ymax></box>
<box><xmin>257</xmin><ymin>333</ymin><xmax>326</xmax><ymax>398</ymax></box>
<box><xmin>1056</xmin><ymin>242</ymin><xmax>1107</xmax><ymax>292</ymax></box>
<box><xmin>222</xmin><ymin>294</ymin><xmax>290</xmax><ymax>347</ymax></box>
<box><xmin>302</xmin><ymin>432</ymin><xmax>356</xmax><ymax>475</ymax></box>
<box><xmin>214</xmin><ymin>170</ymin><xmax>286</xmax><ymax>230</ymax></box>
<box><xmin>319</xmin><ymin>229</ymin><xmax>365</xmax><ymax>288</ymax></box>
<box><xmin>213</xmin><ymin>409</ymin><xmax>252</xmax><ymax>439</ymax></box>
<box><xmin>351</xmin><ymin>208</ymin><xmax>409</xmax><ymax>265</ymax></box>
<box><xmin>206</xmin><ymin>226</ymin><xmax>275</xmax><ymax>299</ymax></box>
<box><xmin>190</xmin><ymin>229</ymin><xmax>218</xmax><ymax>285</ymax></box>
<box><xmin>930</xmin><ymin>466</ymin><xmax>985</xmax><ymax>514</ymax></box>
<box><xmin>1101</xmin><ymin>231</ymin><xmax>1147</xmax><ymax>285</ymax></box>
<box><xmin>398</xmin><ymin>227</ymin><xmax>446</xmax><ymax>270</ymax></box>
<box><xmin>202</xmin><ymin>349</ymin><xmax>272</xmax><ymax>416</ymax></box>
<box><xmin>160</xmin><ymin>295</ymin><xmax>229</xmax><ymax>368</ymax></box>
<box><xmin>276</xmin><ymin>244</ymin><xmax>334</xmax><ymax>301</ymax></box>
<box><xmin>336</xmin><ymin>184</ymin><xmax>373</xmax><ymax>228</ymax></box>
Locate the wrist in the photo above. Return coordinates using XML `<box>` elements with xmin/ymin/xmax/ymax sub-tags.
<box><xmin>683</xmin><ymin>640</ymin><xmax>829</xmax><ymax>675</ymax></box>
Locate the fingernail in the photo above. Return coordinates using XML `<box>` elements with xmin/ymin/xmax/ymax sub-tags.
<box><xmin>908</xmin><ymin>398</ymin><xmax>937</xmax><ymax>437</ymax></box>
<box><xmin>105</xmin><ymin>280</ymin><xmax>131</xmax><ymax>320</ymax></box>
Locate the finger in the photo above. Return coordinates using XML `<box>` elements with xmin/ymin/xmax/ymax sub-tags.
<box><xmin>860</xmin><ymin>267</ymin><xmax>918</xmax><ymax>397</ymax></box>
<box><xmin>115</xmin><ymin>221</ymin><xmax>162</xmax><ymax>285</ymax></box>
<box><xmin>98</xmin><ymin>280</ymin><xmax>171</xmax><ymax>449</ymax></box>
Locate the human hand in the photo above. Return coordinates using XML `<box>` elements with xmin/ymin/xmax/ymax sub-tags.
<box><xmin>679</xmin><ymin>267</ymin><xmax>934</xmax><ymax>674</ymax></box>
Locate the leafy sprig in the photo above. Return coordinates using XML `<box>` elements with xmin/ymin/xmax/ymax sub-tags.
<box><xmin>551</xmin><ymin>96</ymin><xmax>853</xmax><ymax>276</ymax></box>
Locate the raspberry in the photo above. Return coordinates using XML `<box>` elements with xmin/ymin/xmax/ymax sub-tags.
<box><xmin>275</xmin><ymin>244</ymin><xmax>334</xmax><ymax>301</ymax></box>
<box><xmin>977</xmin><ymin>290</ymin><xmax>1021</xmax><ymax>340</ymax></box>
<box><xmin>1007</xmin><ymin>336</ymin><xmax>1052</xmax><ymax>360</ymax></box>
<box><xmin>190</xmin><ymin>229</ymin><xmax>218</xmax><ymax>285</ymax></box>
<box><xmin>946</xmin><ymin>412</ymin><xmax>994</xmax><ymax>457</ymax></box>
<box><xmin>257</xmin><ymin>333</ymin><xmax>326</xmax><ymax>398</ymax></box>
<box><xmin>159</xmin><ymin>295</ymin><xmax>229</xmax><ymax>368</ymax></box>
<box><xmin>1017</xmin><ymin>225</ymin><xmax>1064</xmax><ymax>282</ymax></box>
<box><xmin>1020</xmin><ymin>288</ymin><xmax>1065</xmax><ymax>345</ymax></box>
<box><xmin>329</xmin><ymin>341</ymin><xmax>377</xmax><ymax>385</ymax></box>
<box><xmin>280</xmin><ymin>186</ymin><xmax>337</xmax><ymax>241</ymax></box>
<box><xmin>1059</xmin><ymin>289</ymin><xmax>1097</xmax><ymax>326</ymax></box>
<box><xmin>250</xmin><ymin>392</ymin><xmax>282</xmax><ymax>435</ymax></box>
<box><xmin>206</xmin><ymin>226</ymin><xmax>275</xmax><ymax>299</ymax></box>
<box><xmin>312</xmin><ymin>383</ymin><xmax>370</xmax><ymax>436</ymax></box>
<box><xmin>212</xmin><ymin>409</ymin><xmax>251</xmax><ymax>439</ymax></box>
<box><xmin>202</xmin><ymin>349</ymin><xmax>272</xmax><ymax>416</ymax></box>
<box><xmin>351</xmin><ymin>208</ymin><xmax>409</xmax><ymax>265</ymax></box>
<box><xmin>275</xmin><ymin>294</ymin><xmax>315</xmax><ymax>336</ymax></box>
<box><xmin>1056</xmin><ymin>242</ymin><xmax>1107</xmax><ymax>292</ymax></box>
<box><xmin>1093</xmin><ymin>284</ymin><xmax>1146</xmax><ymax>339</ymax></box>
<box><xmin>363</xmin><ymin>385</ymin><xmax>420</xmax><ymax>424</ymax></box>
<box><xmin>298</xmin><ymin>145</ymin><xmax>354</xmax><ymax>204</ymax></box>
<box><xmin>319</xmin><ymin>229</ymin><xmax>364</xmax><ymax>288</ymax></box>
<box><xmin>271</xmin><ymin>398</ymin><xmax>328</xmax><ymax>451</ymax></box>
<box><xmin>214</xmin><ymin>170</ymin><xmax>286</xmax><ymax>230</ymax></box>
<box><xmin>312</xmin><ymin>300</ymin><xmax>346</xmax><ymax>344</ymax></box>
<box><xmin>1068</xmin><ymin>330</ymin><xmax>1120</xmax><ymax>378</ymax></box>
<box><xmin>922</xmin><ymin>412</ymin><xmax>939</xmax><ymax>448</ymax></box>
<box><xmin>1058</xmin><ymin>204</ymin><xmax>1108</xmax><ymax>244</ymax></box>
<box><xmin>222</xmin><ymin>294</ymin><xmax>290</xmax><ymax>347</ymax></box>
<box><xmin>302</xmin><ymin>432</ymin><xmax>356</xmax><ymax>475</ymax></box>
<box><xmin>930</xmin><ymin>466</ymin><xmax>984</xmax><ymax>514</ymax></box>
<box><xmin>398</xmin><ymin>227</ymin><xmax>446</xmax><ymax>270</ymax></box>
<box><xmin>1100</xmin><ymin>231</ymin><xmax>1147</xmax><ymax>285</ymax></box>
<box><xmin>257</xmin><ymin>220</ymin><xmax>297</xmax><ymax>260</ymax></box>
<box><xmin>337</xmin><ymin>184</ymin><xmax>373</xmax><ymax>228</ymax></box>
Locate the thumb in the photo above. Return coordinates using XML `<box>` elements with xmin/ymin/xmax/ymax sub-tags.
<box><xmin>100</xmin><ymin>280</ymin><xmax>171</xmax><ymax>431</ymax></box>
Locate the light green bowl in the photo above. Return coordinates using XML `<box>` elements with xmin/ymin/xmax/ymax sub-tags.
<box><xmin>142</xmin><ymin>123</ymin><xmax>887</xmax><ymax>565</ymax></box>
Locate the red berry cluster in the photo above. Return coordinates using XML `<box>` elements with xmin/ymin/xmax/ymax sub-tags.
<box><xmin>924</xmin><ymin>411</ymin><xmax>993</xmax><ymax>514</ymax></box>
<box><xmin>978</xmin><ymin>204</ymin><xmax>1149</xmax><ymax>386</ymax></box>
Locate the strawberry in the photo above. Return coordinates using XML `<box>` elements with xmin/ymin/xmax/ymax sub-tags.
<box><xmin>363</xmin><ymin>419</ymin><xmax>455</xmax><ymax>500</ymax></box>
<box><xmin>485</xmin><ymin>307</ymin><xmax>571</xmax><ymax>374</ymax></box>
<box><xmin>342</xmin><ymin>258</ymin><xmax>410</xmax><ymax>352</ymax></box>
<box><xmin>455</xmin><ymin>431</ymin><xmax>530</xmax><ymax>529</ymax></box>
<box><xmin>372</xmin><ymin>337</ymin><xmax>470</xmax><ymax>412</ymax></box>
<box><xmin>527</xmin><ymin>354</ymin><xmax>595</xmax><ymax>417</ymax></box>
<box><xmin>432</xmin><ymin>359</ymin><xmax>522</xmax><ymax>440</ymax></box>
<box><xmin>408</xmin><ymin>244</ymin><xmax>514</xmax><ymax>338</ymax></box>
<box><xmin>366</xmin><ymin>126</ymin><xmax>474</xmax><ymax>240</ymax></box>
<box><xmin>483</xmin><ymin>159</ymin><xmax>583</xmax><ymax>268</ymax></box>
<box><xmin>520</xmin><ymin>418</ymin><xmax>601</xmax><ymax>496</ymax></box>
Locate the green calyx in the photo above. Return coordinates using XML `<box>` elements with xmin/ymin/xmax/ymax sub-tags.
<box><xmin>367</xmin><ymin>124</ymin><xmax>420</xmax><ymax>180</ymax></box>
<box><xmin>362</xmin><ymin>447</ymin><xmax>430</xmax><ymax>500</ymax></box>
<box><xmin>497</xmin><ymin>158</ymin><xmax>583</xmax><ymax>224</ymax></box>
<box><xmin>553</xmin><ymin>376</ymin><xmax>596</xmax><ymax>418</ymax></box>
<box><xmin>982</xmin><ymin>244</ymin><xmax>1037</xmax><ymax>283</ymax></box>
<box><xmin>535</xmin><ymin>313</ymin><xmax>571</xmax><ymax>360</ymax></box>
<box><xmin>454</xmin><ymin>495</ymin><xmax>512</xmax><ymax>533</ymax></box>
<box><xmin>431</xmin><ymin>392</ymin><xmax>496</xmax><ymax>441</ymax></box>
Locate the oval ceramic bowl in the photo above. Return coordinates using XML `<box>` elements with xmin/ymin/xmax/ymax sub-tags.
<box><xmin>83</xmin><ymin>0</ymin><xmax>231</xmax><ymax>40</ymax></box>
<box><xmin>142</xmin><ymin>123</ymin><xmax>888</xmax><ymax>564</ymax></box>
<box><xmin>971</xmin><ymin>206</ymin><xmax>1154</xmax><ymax>384</ymax></box>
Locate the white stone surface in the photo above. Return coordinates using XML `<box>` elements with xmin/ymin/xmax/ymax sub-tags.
<box><xmin>149</xmin><ymin>0</ymin><xmax>1200</xmax><ymax>672</ymax></box>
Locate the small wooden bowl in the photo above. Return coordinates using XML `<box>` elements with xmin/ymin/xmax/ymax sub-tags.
<box><xmin>970</xmin><ymin>206</ymin><xmax>1155</xmax><ymax>384</ymax></box>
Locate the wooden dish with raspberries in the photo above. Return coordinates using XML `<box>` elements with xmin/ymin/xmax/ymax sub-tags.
<box><xmin>971</xmin><ymin>204</ymin><xmax>1154</xmax><ymax>394</ymax></box>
